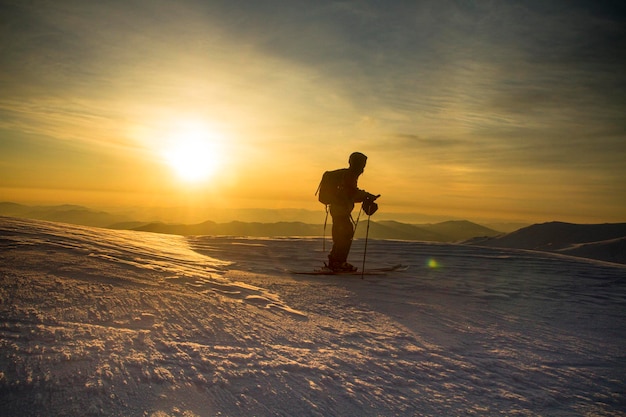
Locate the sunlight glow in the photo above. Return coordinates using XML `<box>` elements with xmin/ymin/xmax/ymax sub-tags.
<box><xmin>161</xmin><ymin>122</ymin><xmax>223</xmax><ymax>183</ymax></box>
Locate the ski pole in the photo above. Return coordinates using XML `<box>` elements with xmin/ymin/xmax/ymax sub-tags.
<box><xmin>361</xmin><ymin>214</ymin><xmax>371</xmax><ymax>279</ymax></box>
<box><xmin>351</xmin><ymin>206</ymin><xmax>362</xmax><ymax>237</ymax></box>
<box><xmin>322</xmin><ymin>205</ymin><xmax>329</xmax><ymax>252</ymax></box>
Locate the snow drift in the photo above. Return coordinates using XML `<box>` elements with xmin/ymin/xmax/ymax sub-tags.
<box><xmin>1</xmin><ymin>216</ymin><xmax>625</xmax><ymax>416</ymax></box>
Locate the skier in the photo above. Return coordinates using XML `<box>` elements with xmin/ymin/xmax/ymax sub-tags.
<box><xmin>326</xmin><ymin>152</ymin><xmax>379</xmax><ymax>272</ymax></box>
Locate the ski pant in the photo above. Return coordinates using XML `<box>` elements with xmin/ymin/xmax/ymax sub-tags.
<box><xmin>329</xmin><ymin>210</ymin><xmax>354</xmax><ymax>265</ymax></box>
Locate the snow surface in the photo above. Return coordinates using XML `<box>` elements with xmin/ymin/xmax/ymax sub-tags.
<box><xmin>1</xmin><ymin>216</ymin><xmax>625</xmax><ymax>416</ymax></box>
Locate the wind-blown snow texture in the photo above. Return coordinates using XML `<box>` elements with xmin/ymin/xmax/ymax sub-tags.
<box><xmin>1</xmin><ymin>217</ymin><xmax>625</xmax><ymax>416</ymax></box>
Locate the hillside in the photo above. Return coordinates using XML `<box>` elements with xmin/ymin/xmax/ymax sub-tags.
<box><xmin>0</xmin><ymin>202</ymin><xmax>133</xmax><ymax>228</ymax></box>
<box><xmin>422</xmin><ymin>220</ymin><xmax>501</xmax><ymax>241</ymax></box>
<box><xmin>133</xmin><ymin>221</ymin><xmax>324</xmax><ymax>237</ymax></box>
<box><xmin>133</xmin><ymin>219</ymin><xmax>500</xmax><ymax>242</ymax></box>
<box><xmin>470</xmin><ymin>221</ymin><xmax>626</xmax><ymax>264</ymax></box>
<box><xmin>0</xmin><ymin>202</ymin><xmax>501</xmax><ymax>242</ymax></box>
<box><xmin>353</xmin><ymin>220</ymin><xmax>501</xmax><ymax>242</ymax></box>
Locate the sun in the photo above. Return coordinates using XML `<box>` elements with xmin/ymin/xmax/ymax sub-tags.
<box><xmin>161</xmin><ymin>123</ymin><xmax>222</xmax><ymax>183</ymax></box>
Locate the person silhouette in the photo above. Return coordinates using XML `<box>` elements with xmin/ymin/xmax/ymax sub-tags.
<box><xmin>326</xmin><ymin>152</ymin><xmax>379</xmax><ymax>272</ymax></box>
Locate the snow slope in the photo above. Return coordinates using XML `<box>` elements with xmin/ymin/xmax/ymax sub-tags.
<box><xmin>472</xmin><ymin>221</ymin><xmax>626</xmax><ymax>264</ymax></box>
<box><xmin>1</xmin><ymin>217</ymin><xmax>625</xmax><ymax>416</ymax></box>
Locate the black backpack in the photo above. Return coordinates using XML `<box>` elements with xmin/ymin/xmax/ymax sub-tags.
<box><xmin>316</xmin><ymin>169</ymin><xmax>346</xmax><ymax>205</ymax></box>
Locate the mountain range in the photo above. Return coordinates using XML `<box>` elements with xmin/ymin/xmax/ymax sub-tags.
<box><xmin>0</xmin><ymin>202</ymin><xmax>526</xmax><ymax>231</ymax></box>
<box><xmin>0</xmin><ymin>202</ymin><xmax>134</xmax><ymax>228</ymax></box>
<box><xmin>0</xmin><ymin>202</ymin><xmax>502</xmax><ymax>242</ymax></box>
<box><xmin>131</xmin><ymin>219</ymin><xmax>500</xmax><ymax>242</ymax></box>
<box><xmin>467</xmin><ymin>221</ymin><xmax>626</xmax><ymax>265</ymax></box>
<box><xmin>2</xmin><ymin>202</ymin><xmax>624</xmax><ymax>264</ymax></box>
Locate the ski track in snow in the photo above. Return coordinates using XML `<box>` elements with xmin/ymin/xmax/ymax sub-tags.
<box><xmin>1</xmin><ymin>216</ymin><xmax>625</xmax><ymax>416</ymax></box>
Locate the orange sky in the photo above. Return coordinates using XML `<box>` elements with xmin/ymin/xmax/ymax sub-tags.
<box><xmin>1</xmin><ymin>1</ymin><xmax>625</xmax><ymax>224</ymax></box>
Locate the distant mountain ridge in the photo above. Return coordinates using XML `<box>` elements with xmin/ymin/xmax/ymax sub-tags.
<box><xmin>2</xmin><ymin>202</ymin><xmax>624</xmax><ymax>264</ymax></box>
<box><xmin>468</xmin><ymin>221</ymin><xmax>626</xmax><ymax>265</ymax></box>
<box><xmin>0</xmin><ymin>202</ymin><xmax>133</xmax><ymax>228</ymax></box>
<box><xmin>133</xmin><ymin>221</ymin><xmax>323</xmax><ymax>238</ymax></box>
<box><xmin>0</xmin><ymin>202</ymin><xmax>501</xmax><ymax>242</ymax></box>
<box><xmin>354</xmin><ymin>220</ymin><xmax>499</xmax><ymax>242</ymax></box>
<box><xmin>0</xmin><ymin>201</ymin><xmax>526</xmax><ymax>230</ymax></box>
<box><xmin>131</xmin><ymin>219</ymin><xmax>500</xmax><ymax>242</ymax></box>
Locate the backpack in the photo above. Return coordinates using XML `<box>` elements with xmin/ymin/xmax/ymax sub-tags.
<box><xmin>316</xmin><ymin>169</ymin><xmax>346</xmax><ymax>205</ymax></box>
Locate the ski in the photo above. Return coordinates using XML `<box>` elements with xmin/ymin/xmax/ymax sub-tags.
<box><xmin>288</xmin><ymin>264</ymin><xmax>408</xmax><ymax>276</ymax></box>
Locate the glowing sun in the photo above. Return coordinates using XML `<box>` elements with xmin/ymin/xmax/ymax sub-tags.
<box><xmin>162</xmin><ymin>124</ymin><xmax>222</xmax><ymax>183</ymax></box>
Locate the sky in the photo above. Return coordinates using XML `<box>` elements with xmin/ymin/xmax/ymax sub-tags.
<box><xmin>1</xmin><ymin>0</ymin><xmax>625</xmax><ymax>224</ymax></box>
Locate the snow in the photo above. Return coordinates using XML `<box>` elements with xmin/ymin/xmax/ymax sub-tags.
<box><xmin>1</xmin><ymin>216</ymin><xmax>625</xmax><ymax>416</ymax></box>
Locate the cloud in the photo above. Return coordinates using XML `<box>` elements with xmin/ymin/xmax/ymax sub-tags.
<box><xmin>1</xmin><ymin>0</ymin><xmax>624</xmax><ymax>221</ymax></box>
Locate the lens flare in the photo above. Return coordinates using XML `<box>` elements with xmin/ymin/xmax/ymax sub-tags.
<box><xmin>427</xmin><ymin>258</ymin><xmax>441</xmax><ymax>269</ymax></box>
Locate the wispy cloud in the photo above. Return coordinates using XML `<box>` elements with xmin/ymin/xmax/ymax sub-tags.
<box><xmin>0</xmin><ymin>0</ymin><xmax>624</xmax><ymax>221</ymax></box>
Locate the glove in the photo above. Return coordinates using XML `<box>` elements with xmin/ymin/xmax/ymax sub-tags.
<box><xmin>362</xmin><ymin>194</ymin><xmax>379</xmax><ymax>216</ymax></box>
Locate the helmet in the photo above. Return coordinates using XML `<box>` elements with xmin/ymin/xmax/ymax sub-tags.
<box><xmin>349</xmin><ymin>152</ymin><xmax>367</xmax><ymax>171</ymax></box>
